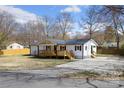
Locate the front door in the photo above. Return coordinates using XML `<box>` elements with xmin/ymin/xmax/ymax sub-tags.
<box><xmin>91</xmin><ymin>46</ymin><xmax>93</xmax><ymax>54</ymax></box>
<box><xmin>54</xmin><ymin>45</ymin><xmax>57</xmax><ymax>51</ymax></box>
<box><xmin>54</xmin><ymin>45</ymin><xmax>57</xmax><ymax>54</ymax></box>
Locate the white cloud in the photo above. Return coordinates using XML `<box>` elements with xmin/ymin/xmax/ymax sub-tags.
<box><xmin>0</xmin><ymin>6</ymin><xmax>38</xmax><ymax>23</ymax></box>
<box><xmin>61</xmin><ymin>5</ymin><xmax>81</xmax><ymax>13</ymax></box>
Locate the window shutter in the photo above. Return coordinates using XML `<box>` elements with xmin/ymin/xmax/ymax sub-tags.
<box><xmin>80</xmin><ymin>46</ymin><xmax>81</xmax><ymax>51</ymax></box>
<box><xmin>46</xmin><ymin>46</ymin><xmax>47</xmax><ymax>50</ymax></box>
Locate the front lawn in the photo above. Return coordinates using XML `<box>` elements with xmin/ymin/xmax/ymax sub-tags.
<box><xmin>0</xmin><ymin>55</ymin><xmax>71</xmax><ymax>71</ymax></box>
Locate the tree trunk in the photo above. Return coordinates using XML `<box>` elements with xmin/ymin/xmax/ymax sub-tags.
<box><xmin>116</xmin><ymin>33</ymin><xmax>120</xmax><ymax>50</ymax></box>
<box><xmin>89</xmin><ymin>29</ymin><xmax>92</xmax><ymax>39</ymax></box>
<box><xmin>112</xmin><ymin>14</ymin><xmax>120</xmax><ymax>50</ymax></box>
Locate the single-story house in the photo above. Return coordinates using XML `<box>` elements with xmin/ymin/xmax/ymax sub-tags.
<box><xmin>7</xmin><ymin>43</ymin><xmax>24</xmax><ymax>50</ymax></box>
<box><xmin>30</xmin><ymin>39</ymin><xmax>98</xmax><ymax>59</ymax></box>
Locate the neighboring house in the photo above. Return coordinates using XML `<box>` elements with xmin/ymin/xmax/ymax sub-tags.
<box><xmin>102</xmin><ymin>42</ymin><xmax>117</xmax><ymax>48</ymax></box>
<box><xmin>30</xmin><ymin>39</ymin><xmax>98</xmax><ymax>59</ymax></box>
<box><xmin>7</xmin><ymin>43</ymin><xmax>24</xmax><ymax>50</ymax></box>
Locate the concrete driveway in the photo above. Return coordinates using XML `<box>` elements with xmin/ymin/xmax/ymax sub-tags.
<box><xmin>56</xmin><ymin>56</ymin><xmax>124</xmax><ymax>75</ymax></box>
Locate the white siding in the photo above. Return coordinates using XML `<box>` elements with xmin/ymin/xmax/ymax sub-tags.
<box><xmin>83</xmin><ymin>40</ymin><xmax>97</xmax><ymax>58</ymax></box>
<box><xmin>7</xmin><ymin>43</ymin><xmax>24</xmax><ymax>50</ymax></box>
<box><xmin>30</xmin><ymin>46</ymin><xmax>38</xmax><ymax>56</ymax></box>
<box><xmin>83</xmin><ymin>42</ymin><xmax>91</xmax><ymax>58</ymax></box>
<box><xmin>30</xmin><ymin>39</ymin><xmax>97</xmax><ymax>59</ymax></box>
<box><xmin>58</xmin><ymin>45</ymin><xmax>83</xmax><ymax>59</ymax></box>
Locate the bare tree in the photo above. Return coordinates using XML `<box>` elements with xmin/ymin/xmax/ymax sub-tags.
<box><xmin>0</xmin><ymin>11</ymin><xmax>16</xmax><ymax>47</ymax></box>
<box><xmin>50</xmin><ymin>23</ymin><xmax>61</xmax><ymax>39</ymax></box>
<box><xmin>104</xmin><ymin>26</ymin><xmax>116</xmax><ymax>42</ymax></box>
<box><xmin>72</xmin><ymin>31</ymin><xmax>83</xmax><ymax>39</ymax></box>
<box><xmin>56</xmin><ymin>13</ymin><xmax>73</xmax><ymax>40</ymax></box>
<box><xmin>24</xmin><ymin>17</ymin><xmax>45</xmax><ymax>45</ymax></box>
<box><xmin>8</xmin><ymin>24</ymin><xmax>28</xmax><ymax>45</ymax></box>
<box><xmin>9</xmin><ymin>16</ymin><xmax>54</xmax><ymax>45</ymax></box>
<box><xmin>79</xmin><ymin>6</ymin><xmax>103</xmax><ymax>39</ymax></box>
<box><xmin>42</xmin><ymin>16</ymin><xmax>55</xmax><ymax>39</ymax></box>
<box><xmin>98</xmin><ymin>5</ymin><xmax>124</xmax><ymax>49</ymax></box>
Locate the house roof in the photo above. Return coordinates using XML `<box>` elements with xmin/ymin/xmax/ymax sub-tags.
<box><xmin>30</xmin><ymin>39</ymin><xmax>98</xmax><ymax>46</ymax></box>
<box><xmin>63</xmin><ymin>39</ymin><xmax>90</xmax><ymax>45</ymax></box>
<box><xmin>30</xmin><ymin>41</ymin><xmax>42</xmax><ymax>46</ymax></box>
<box><xmin>40</xmin><ymin>39</ymin><xmax>91</xmax><ymax>45</ymax></box>
<box><xmin>47</xmin><ymin>39</ymin><xmax>65</xmax><ymax>45</ymax></box>
<box><xmin>30</xmin><ymin>39</ymin><xmax>65</xmax><ymax>45</ymax></box>
<box><xmin>8</xmin><ymin>43</ymin><xmax>23</xmax><ymax>46</ymax></box>
<box><xmin>46</xmin><ymin>39</ymin><xmax>92</xmax><ymax>45</ymax></box>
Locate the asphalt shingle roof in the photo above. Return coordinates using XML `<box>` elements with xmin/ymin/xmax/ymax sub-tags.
<box><xmin>63</xmin><ymin>39</ymin><xmax>90</xmax><ymax>45</ymax></box>
<box><xmin>30</xmin><ymin>39</ymin><xmax>90</xmax><ymax>45</ymax></box>
<box><xmin>47</xmin><ymin>39</ymin><xmax>90</xmax><ymax>45</ymax></box>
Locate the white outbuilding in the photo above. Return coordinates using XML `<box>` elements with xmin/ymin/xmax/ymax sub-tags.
<box><xmin>7</xmin><ymin>43</ymin><xmax>24</xmax><ymax>50</ymax></box>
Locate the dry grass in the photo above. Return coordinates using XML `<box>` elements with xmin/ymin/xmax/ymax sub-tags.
<box><xmin>0</xmin><ymin>55</ymin><xmax>71</xmax><ymax>71</ymax></box>
<box><xmin>61</xmin><ymin>71</ymin><xmax>100</xmax><ymax>78</ymax></box>
<box><xmin>60</xmin><ymin>71</ymin><xmax>124</xmax><ymax>80</ymax></box>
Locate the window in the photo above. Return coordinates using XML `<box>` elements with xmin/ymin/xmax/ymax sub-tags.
<box><xmin>91</xmin><ymin>46</ymin><xmax>96</xmax><ymax>48</ymax></box>
<box><xmin>46</xmin><ymin>46</ymin><xmax>51</xmax><ymax>51</ymax></box>
<box><xmin>60</xmin><ymin>46</ymin><xmax>66</xmax><ymax>51</ymax></box>
<box><xmin>10</xmin><ymin>46</ymin><xmax>13</xmax><ymax>48</ymax></box>
<box><xmin>75</xmin><ymin>45</ymin><xmax>81</xmax><ymax>51</ymax></box>
<box><xmin>93</xmin><ymin>46</ymin><xmax>96</xmax><ymax>48</ymax></box>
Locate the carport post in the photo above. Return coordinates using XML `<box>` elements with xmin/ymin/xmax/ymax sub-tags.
<box><xmin>29</xmin><ymin>45</ymin><xmax>31</xmax><ymax>56</ymax></box>
<box><xmin>37</xmin><ymin>45</ymin><xmax>40</xmax><ymax>56</ymax></box>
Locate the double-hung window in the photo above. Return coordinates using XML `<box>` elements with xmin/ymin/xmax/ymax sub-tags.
<box><xmin>75</xmin><ymin>45</ymin><xmax>81</xmax><ymax>51</ymax></box>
